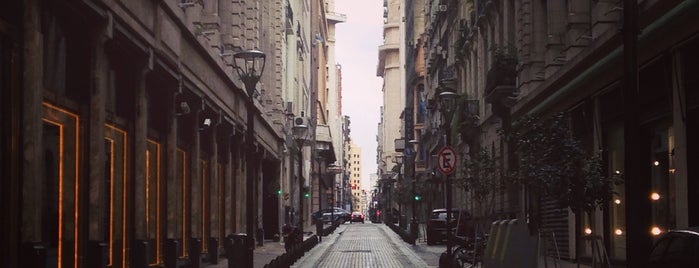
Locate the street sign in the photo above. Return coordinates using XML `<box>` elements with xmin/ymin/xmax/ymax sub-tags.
<box><xmin>437</xmin><ymin>146</ymin><xmax>457</xmax><ymax>175</ymax></box>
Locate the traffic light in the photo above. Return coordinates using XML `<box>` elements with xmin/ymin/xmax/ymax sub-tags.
<box><xmin>277</xmin><ymin>189</ymin><xmax>282</xmax><ymax>195</ymax></box>
<box><xmin>414</xmin><ymin>194</ymin><xmax>422</xmax><ymax>201</ymax></box>
<box><xmin>304</xmin><ymin>192</ymin><xmax>310</xmax><ymax>198</ymax></box>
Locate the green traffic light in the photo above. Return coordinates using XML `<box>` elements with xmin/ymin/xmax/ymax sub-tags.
<box><xmin>304</xmin><ymin>192</ymin><xmax>310</xmax><ymax>198</ymax></box>
<box><xmin>277</xmin><ymin>189</ymin><xmax>282</xmax><ymax>195</ymax></box>
<box><xmin>414</xmin><ymin>195</ymin><xmax>422</xmax><ymax>201</ymax></box>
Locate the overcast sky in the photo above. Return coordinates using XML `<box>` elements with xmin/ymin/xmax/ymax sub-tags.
<box><xmin>335</xmin><ymin>0</ymin><xmax>383</xmax><ymax>192</ymax></box>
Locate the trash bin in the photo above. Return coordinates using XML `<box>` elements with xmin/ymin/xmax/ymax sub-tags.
<box><xmin>227</xmin><ymin>233</ymin><xmax>248</xmax><ymax>268</ymax></box>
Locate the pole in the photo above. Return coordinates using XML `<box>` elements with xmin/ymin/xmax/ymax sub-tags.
<box><xmin>411</xmin><ymin>154</ymin><xmax>417</xmax><ymax>239</ymax></box>
<box><xmin>298</xmin><ymin>145</ymin><xmax>303</xmax><ymax>234</ymax></box>
<box><xmin>319</xmin><ymin>162</ymin><xmax>325</xmax><ymax>239</ymax></box>
<box><xmin>245</xmin><ymin>86</ymin><xmax>256</xmax><ymax>268</ymax></box>
<box><xmin>623</xmin><ymin>0</ymin><xmax>650</xmax><ymax>266</ymax></box>
<box><xmin>444</xmin><ymin>111</ymin><xmax>454</xmax><ymax>264</ymax></box>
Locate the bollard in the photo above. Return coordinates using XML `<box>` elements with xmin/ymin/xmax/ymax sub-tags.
<box><xmin>208</xmin><ymin>237</ymin><xmax>219</xmax><ymax>264</ymax></box>
<box><xmin>229</xmin><ymin>233</ymin><xmax>249</xmax><ymax>267</ymax></box>
<box><xmin>133</xmin><ymin>240</ymin><xmax>150</xmax><ymax>268</ymax></box>
<box><xmin>164</xmin><ymin>239</ymin><xmax>180</xmax><ymax>268</ymax></box>
<box><xmin>189</xmin><ymin>238</ymin><xmax>201</xmax><ymax>268</ymax></box>
<box><xmin>88</xmin><ymin>240</ymin><xmax>109</xmax><ymax>268</ymax></box>
<box><xmin>257</xmin><ymin>228</ymin><xmax>264</xmax><ymax>246</ymax></box>
<box><xmin>23</xmin><ymin>242</ymin><xmax>46</xmax><ymax>268</ymax></box>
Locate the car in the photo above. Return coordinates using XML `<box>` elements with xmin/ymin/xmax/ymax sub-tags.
<box><xmin>350</xmin><ymin>212</ymin><xmax>365</xmax><ymax>223</ymax></box>
<box><xmin>647</xmin><ymin>227</ymin><xmax>699</xmax><ymax>267</ymax></box>
<box><xmin>312</xmin><ymin>207</ymin><xmax>351</xmax><ymax>224</ymax></box>
<box><xmin>425</xmin><ymin>208</ymin><xmax>474</xmax><ymax>245</ymax></box>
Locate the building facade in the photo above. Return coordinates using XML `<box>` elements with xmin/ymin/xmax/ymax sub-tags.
<box><xmin>0</xmin><ymin>0</ymin><xmax>346</xmax><ymax>267</ymax></box>
<box><xmin>403</xmin><ymin>0</ymin><xmax>699</xmax><ymax>266</ymax></box>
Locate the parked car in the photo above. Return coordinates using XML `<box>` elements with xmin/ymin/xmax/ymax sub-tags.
<box><xmin>350</xmin><ymin>212</ymin><xmax>365</xmax><ymax>223</ymax></box>
<box><xmin>312</xmin><ymin>207</ymin><xmax>351</xmax><ymax>224</ymax></box>
<box><xmin>647</xmin><ymin>227</ymin><xmax>699</xmax><ymax>267</ymax></box>
<box><xmin>426</xmin><ymin>208</ymin><xmax>474</xmax><ymax>245</ymax></box>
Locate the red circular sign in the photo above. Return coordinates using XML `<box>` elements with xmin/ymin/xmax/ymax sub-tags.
<box><xmin>437</xmin><ymin>146</ymin><xmax>457</xmax><ymax>175</ymax></box>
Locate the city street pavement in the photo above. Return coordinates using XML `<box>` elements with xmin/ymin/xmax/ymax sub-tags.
<box><xmin>204</xmin><ymin>222</ymin><xmax>593</xmax><ymax>268</ymax></box>
<box><xmin>292</xmin><ymin>222</ymin><xmax>433</xmax><ymax>267</ymax></box>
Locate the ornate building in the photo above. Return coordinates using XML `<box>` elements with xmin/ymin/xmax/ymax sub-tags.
<box><xmin>0</xmin><ymin>0</ymin><xmax>343</xmax><ymax>267</ymax></box>
<box><xmin>407</xmin><ymin>0</ymin><xmax>699</xmax><ymax>266</ymax></box>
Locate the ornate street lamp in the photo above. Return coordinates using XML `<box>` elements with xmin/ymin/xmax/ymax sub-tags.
<box><xmin>439</xmin><ymin>86</ymin><xmax>457</xmax><ymax>262</ymax></box>
<box><xmin>231</xmin><ymin>49</ymin><xmax>265</xmax><ymax>267</ymax></box>
<box><xmin>292</xmin><ymin>120</ymin><xmax>308</xmax><ymax>234</ymax></box>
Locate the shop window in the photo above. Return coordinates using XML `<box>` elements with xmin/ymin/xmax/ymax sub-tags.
<box><xmin>105</xmin><ymin>124</ymin><xmax>127</xmax><ymax>268</ymax></box>
<box><xmin>146</xmin><ymin>140</ymin><xmax>161</xmax><ymax>265</ymax></box>
<box><xmin>176</xmin><ymin>149</ymin><xmax>188</xmax><ymax>257</ymax></box>
<box><xmin>649</xmin><ymin>124</ymin><xmax>676</xmax><ymax>235</ymax></box>
<box><xmin>42</xmin><ymin>102</ymin><xmax>80</xmax><ymax>268</ymax></box>
<box><xmin>605</xmin><ymin>123</ymin><xmax>626</xmax><ymax>259</ymax></box>
<box><xmin>200</xmin><ymin>159</ymin><xmax>209</xmax><ymax>253</ymax></box>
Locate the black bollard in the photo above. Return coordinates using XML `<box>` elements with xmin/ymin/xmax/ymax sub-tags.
<box><xmin>208</xmin><ymin>237</ymin><xmax>219</xmax><ymax>264</ymax></box>
<box><xmin>164</xmin><ymin>239</ymin><xmax>180</xmax><ymax>268</ymax></box>
<box><xmin>229</xmin><ymin>233</ymin><xmax>249</xmax><ymax>267</ymax></box>
<box><xmin>23</xmin><ymin>242</ymin><xmax>46</xmax><ymax>268</ymax></box>
<box><xmin>133</xmin><ymin>240</ymin><xmax>150</xmax><ymax>268</ymax></box>
<box><xmin>189</xmin><ymin>238</ymin><xmax>201</xmax><ymax>268</ymax></box>
<box><xmin>256</xmin><ymin>228</ymin><xmax>264</xmax><ymax>246</ymax></box>
<box><xmin>88</xmin><ymin>240</ymin><xmax>109</xmax><ymax>268</ymax></box>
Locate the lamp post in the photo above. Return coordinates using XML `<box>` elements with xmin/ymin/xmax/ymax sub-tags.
<box><xmin>231</xmin><ymin>49</ymin><xmax>265</xmax><ymax>267</ymax></box>
<box><xmin>439</xmin><ymin>87</ymin><xmax>457</xmax><ymax>264</ymax></box>
<box><xmin>408</xmin><ymin>139</ymin><xmax>419</xmax><ymax>239</ymax></box>
<box><xmin>292</xmin><ymin>121</ymin><xmax>308</xmax><ymax>235</ymax></box>
<box><xmin>393</xmin><ymin>155</ymin><xmax>403</xmax><ymax>226</ymax></box>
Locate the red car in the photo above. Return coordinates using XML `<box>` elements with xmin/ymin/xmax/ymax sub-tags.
<box><xmin>350</xmin><ymin>212</ymin><xmax>365</xmax><ymax>223</ymax></box>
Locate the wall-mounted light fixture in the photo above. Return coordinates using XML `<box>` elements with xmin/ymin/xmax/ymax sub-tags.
<box><xmin>438</xmin><ymin>0</ymin><xmax>447</xmax><ymax>12</ymax></box>
<box><xmin>199</xmin><ymin>118</ymin><xmax>212</xmax><ymax>131</ymax></box>
<box><xmin>175</xmin><ymin>101</ymin><xmax>191</xmax><ymax>116</ymax></box>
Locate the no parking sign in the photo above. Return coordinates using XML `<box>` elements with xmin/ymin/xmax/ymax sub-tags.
<box><xmin>437</xmin><ymin>146</ymin><xmax>457</xmax><ymax>175</ymax></box>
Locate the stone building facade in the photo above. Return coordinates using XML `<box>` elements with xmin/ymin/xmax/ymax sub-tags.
<box><xmin>406</xmin><ymin>0</ymin><xmax>699</xmax><ymax>266</ymax></box>
<box><xmin>0</xmin><ymin>0</ymin><xmax>341</xmax><ymax>267</ymax></box>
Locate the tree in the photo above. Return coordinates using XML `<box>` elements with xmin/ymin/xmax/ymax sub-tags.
<box><xmin>504</xmin><ymin>112</ymin><xmax>621</xmax><ymax>219</ymax></box>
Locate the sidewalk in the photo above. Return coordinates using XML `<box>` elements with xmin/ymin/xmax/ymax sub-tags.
<box><xmin>206</xmin><ymin>224</ymin><xmax>320</xmax><ymax>268</ymax></box>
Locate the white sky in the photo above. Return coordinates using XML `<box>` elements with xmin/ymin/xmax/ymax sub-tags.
<box><xmin>334</xmin><ymin>0</ymin><xmax>383</xmax><ymax>192</ymax></box>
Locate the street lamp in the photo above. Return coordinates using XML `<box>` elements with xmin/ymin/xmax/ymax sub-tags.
<box><xmin>408</xmin><ymin>139</ymin><xmax>419</xmax><ymax>239</ymax></box>
<box><xmin>292</xmin><ymin>121</ymin><xmax>308</xmax><ymax>235</ymax></box>
<box><xmin>231</xmin><ymin>49</ymin><xmax>265</xmax><ymax>267</ymax></box>
<box><xmin>439</xmin><ymin>86</ymin><xmax>457</xmax><ymax>263</ymax></box>
<box><xmin>393</xmin><ymin>155</ymin><xmax>403</xmax><ymax>226</ymax></box>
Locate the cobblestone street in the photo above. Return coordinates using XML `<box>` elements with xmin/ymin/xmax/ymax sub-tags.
<box><xmin>293</xmin><ymin>223</ymin><xmax>438</xmax><ymax>268</ymax></box>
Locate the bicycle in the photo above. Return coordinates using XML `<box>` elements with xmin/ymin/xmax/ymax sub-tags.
<box><xmin>452</xmin><ymin>235</ymin><xmax>488</xmax><ymax>268</ymax></box>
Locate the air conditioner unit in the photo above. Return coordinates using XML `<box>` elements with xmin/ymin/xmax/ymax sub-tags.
<box><xmin>294</xmin><ymin>116</ymin><xmax>309</xmax><ymax>127</ymax></box>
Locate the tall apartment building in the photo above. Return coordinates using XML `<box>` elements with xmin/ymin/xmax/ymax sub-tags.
<box><xmin>377</xmin><ymin>0</ymin><xmax>406</xmax><ymax>177</ymax></box>
<box><xmin>347</xmin><ymin>141</ymin><xmax>363</xmax><ymax>212</ymax></box>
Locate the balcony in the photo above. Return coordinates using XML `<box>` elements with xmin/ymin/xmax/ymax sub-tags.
<box><xmin>484</xmin><ymin>49</ymin><xmax>518</xmax><ymax>112</ymax></box>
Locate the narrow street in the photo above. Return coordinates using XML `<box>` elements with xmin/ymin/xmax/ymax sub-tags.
<box><xmin>293</xmin><ymin>223</ymin><xmax>441</xmax><ymax>268</ymax></box>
